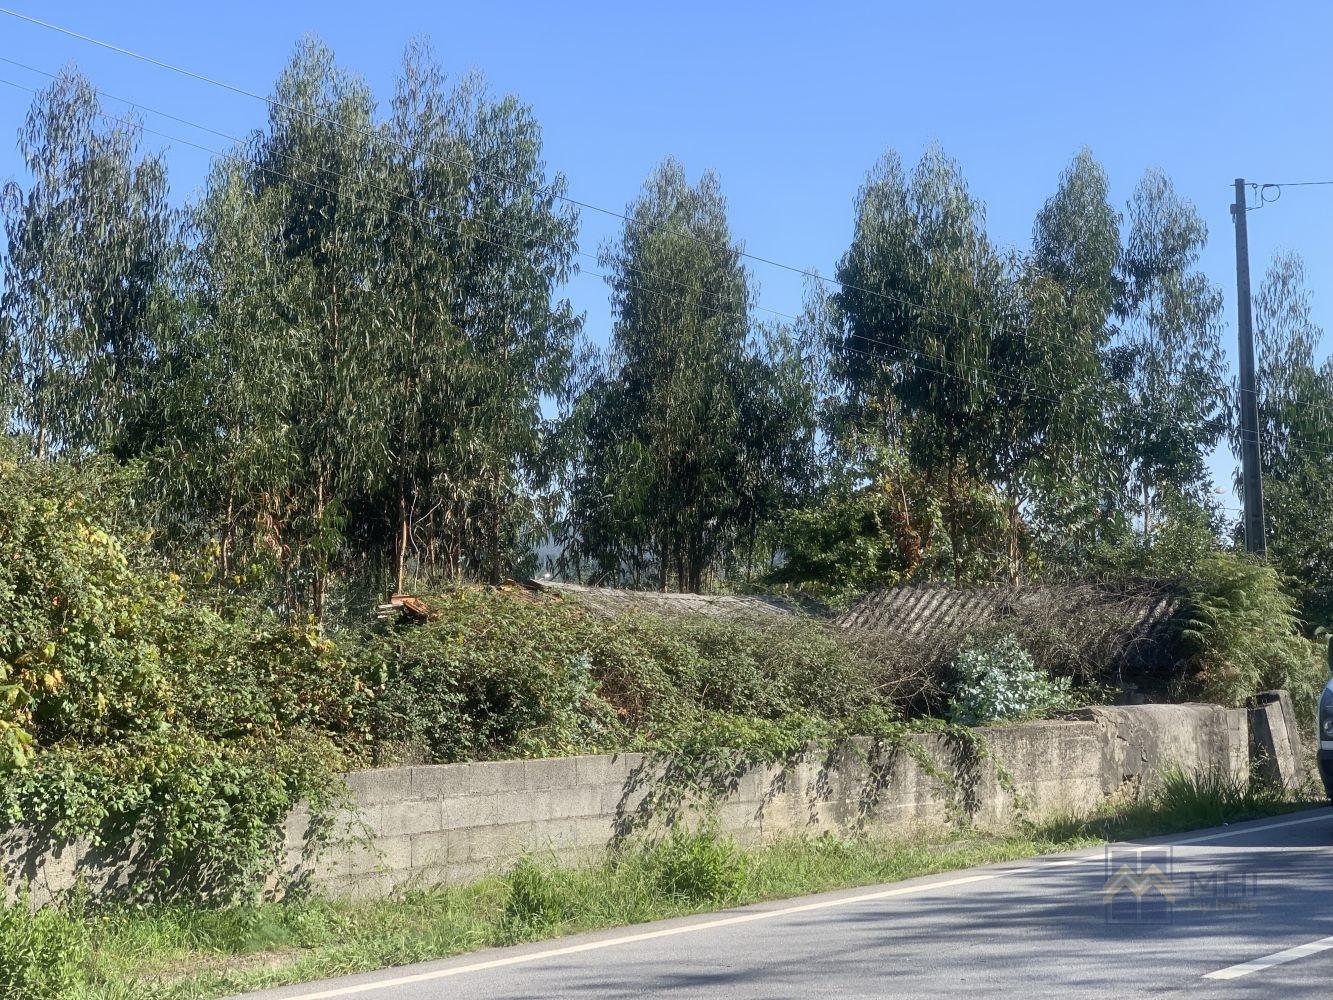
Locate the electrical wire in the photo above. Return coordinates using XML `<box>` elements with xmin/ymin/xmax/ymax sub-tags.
<box><xmin>0</xmin><ymin>63</ymin><xmax>1123</xmax><ymax>412</ymax></box>
<box><xmin>8</xmin><ymin>58</ymin><xmax>1330</xmax><ymax>440</ymax></box>
<box><xmin>0</xmin><ymin>69</ymin><xmax>1325</xmax><ymax>477</ymax></box>
<box><xmin>0</xmin><ymin>5</ymin><xmax>1091</xmax><ymax>349</ymax></box>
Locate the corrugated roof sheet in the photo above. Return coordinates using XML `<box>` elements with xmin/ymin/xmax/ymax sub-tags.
<box><xmin>835</xmin><ymin>582</ymin><xmax>1181</xmax><ymax>644</ymax></box>
<box><xmin>525</xmin><ymin>580</ymin><xmax>805</xmax><ymax>621</ymax></box>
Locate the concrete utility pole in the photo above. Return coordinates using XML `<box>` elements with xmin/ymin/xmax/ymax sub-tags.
<box><xmin>1231</xmin><ymin>178</ymin><xmax>1266</xmax><ymax>557</ymax></box>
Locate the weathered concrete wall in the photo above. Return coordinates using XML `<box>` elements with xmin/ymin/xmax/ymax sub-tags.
<box><xmin>4</xmin><ymin>702</ymin><xmax>1251</xmax><ymax>904</ymax></box>
<box><xmin>282</xmin><ymin>702</ymin><xmax>1248</xmax><ymax>898</ymax></box>
<box><xmin>1248</xmin><ymin>689</ymin><xmax>1306</xmax><ymax>788</ymax></box>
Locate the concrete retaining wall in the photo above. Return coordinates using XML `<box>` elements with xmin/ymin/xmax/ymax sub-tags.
<box><xmin>3</xmin><ymin>702</ymin><xmax>1256</xmax><ymax>904</ymax></box>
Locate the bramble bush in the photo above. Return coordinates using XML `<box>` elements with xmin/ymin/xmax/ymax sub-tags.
<box><xmin>0</xmin><ymin>447</ymin><xmax>364</xmax><ymax>902</ymax></box>
<box><xmin>360</xmin><ymin>587</ymin><xmax>891</xmax><ymax>765</ymax></box>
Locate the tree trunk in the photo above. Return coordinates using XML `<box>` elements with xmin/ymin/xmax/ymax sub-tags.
<box><xmin>947</xmin><ymin>462</ymin><xmax>964</xmax><ymax>583</ymax></box>
<box><xmin>394</xmin><ymin>481</ymin><xmax>409</xmax><ymax>596</ymax></box>
<box><xmin>312</xmin><ymin>473</ymin><xmax>327</xmax><ymax>624</ymax></box>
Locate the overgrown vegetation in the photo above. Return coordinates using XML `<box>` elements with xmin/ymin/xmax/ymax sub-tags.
<box><xmin>0</xmin><ymin>446</ymin><xmax>359</xmax><ymax>902</ymax></box>
<box><xmin>2</xmin><ymin>442</ymin><xmax>1324</xmax><ymax>920</ymax></box>
<box><xmin>0</xmin><ymin>35</ymin><xmax>1330</xmax><ymax>999</ymax></box>
<box><xmin>0</xmin><ymin>769</ymin><xmax>1311</xmax><ymax>1000</ymax></box>
<box><xmin>1176</xmin><ymin>553</ymin><xmax>1326</xmax><ymax>718</ymax></box>
<box><xmin>947</xmin><ymin>634</ymin><xmax>1074</xmax><ymax>725</ymax></box>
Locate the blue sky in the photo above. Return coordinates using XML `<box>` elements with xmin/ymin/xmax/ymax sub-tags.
<box><xmin>1</xmin><ymin>1</ymin><xmax>1330</xmax><ymax>516</ymax></box>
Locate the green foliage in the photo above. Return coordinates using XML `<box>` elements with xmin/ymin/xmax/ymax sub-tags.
<box><xmin>768</xmin><ymin>488</ymin><xmax>905</xmax><ymax>600</ymax></box>
<box><xmin>0</xmin><ymin>892</ymin><xmax>87</xmax><ymax>1000</ymax></box>
<box><xmin>1113</xmin><ymin>169</ymin><xmax>1226</xmax><ymax>531</ymax></box>
<box><xmin>364</xmin><ymin>588</ymin><xmax>890</xmax><ymax>764</ymax></box>
<box><xmin>1237</xmin><ymin>252</ymin><xmax>1333</xmax><ymax>630</ymax></box>
<box><xmin>133</xmin><ymin>40</ymin><xmax>580</xmax><ymax>616</ymax></box>
<box><xmin>361</xmin><ymin>591</ymin><xmax>621</xmax><ymax>763</ymax></box>
<box><xmin>1178</xmin><ymin>553</ymin><xmax>1325</xmax><ymax>711</ymax></box>
<box><xmin>947</xmin><ymin>634</ymin><xmax>1073</xmax><ymax>726</ymax></box>
<box><xmin>829</xmin><ymin>146</ymin><xmax>1014</xmax><ymax>583</ymax></box>
<box><xmin>1</xmin><ymin>68</ymin><xmax>178</xmax><ymax>459</ymax></box>
<box><xmin>500</xmin><ymin>855</ymin><xmax>578</xmax><ymax>941</ymax></box>
<box><xmin>766</xmin><ymin>443</ymin><xmax>934</xmax><ymax>601</ymax></box>
<box><xmin>565</xmin><ymin>158</ymin><xmax>816</xmax><ymax>590</ymax></box>
<box><xmin>643</xmin><ymin>827</ymin><xmax>747</xmax><ymax>905</ymax></box>
<box><xmin>0</xmin><ymin>448</ymin><xmax>359</xmax><ymax>902</ymax></box>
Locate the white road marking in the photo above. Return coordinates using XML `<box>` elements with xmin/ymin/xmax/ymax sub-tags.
<box><xmin>1204</xmin><ymin>934</ymin><xmax>1333</xmax><ymax>980</ymax></box>
<box><xmin>263</xmin><ymin>811</ymin><xmax>1331</xmax><ymax>1000</ymax></box>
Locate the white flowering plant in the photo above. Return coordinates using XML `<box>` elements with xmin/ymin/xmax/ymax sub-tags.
<box><xmin>947</xmin><ymin>633</ymin><xmax>1074</xmax><ymax>725</ymax></box>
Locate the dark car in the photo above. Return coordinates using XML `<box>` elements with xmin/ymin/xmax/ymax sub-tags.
<box><xmin>1320</xmin><ymin>640</ymin><xmax>1333</xmax><ymax>804</ymax></box>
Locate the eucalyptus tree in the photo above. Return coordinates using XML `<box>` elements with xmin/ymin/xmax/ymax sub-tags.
<box><xmin>1</xmin><ymin>68</ymin><xmax>176</xmax><ymax>458</ymax></box>
<box><xmin>574</xmin><ymin>159</ymin><xmax>760</xmax><ymax>591</ymax></box>
<box><xmin>1234</xmin><ymin>252</ymin><xmax>1333</xmax><ymax>624</ymax></box>
<box><xmin>732</xmin><ymin>320</ymin><xmax>821</xmax><ymax>579</ymax></box>
<box><xmin>1113</xmin><ymin>169</ymin><xmax>1226</xmax><ymax>540</ymax></box>
<box><xmin>370</xmin><ymin>43</ymin><xmax>472</xmax><ymax>593</ymax></box>
<box><xmin>148</xmin><ymin>40</ymin><xmax>391</xmax><ymax>618</ymax></box>
<box><xmin>831</xmin><ymin>145</ymin><xmax>1011</xmax><ymax>581</ymax></box>
<box><xmin>444</xmin><ymin>74</ymin><xmax>581</xmax><ymax>584</ymax></box>
<box><xmin>250</xmin><ymin>39</ymin><xmax>394</xmax><ymax>617</ymax></box>
<box><xmin>361</xmin><ymin>50</ymin><xmax>579</xmax><ymax>589</ymax></box>
<box><xmin>1242</xmin><ymin>252</ymin><xmax>1331</xmax><ymax>467</ymax></box>
<box><xmin>146</xmin><ymin>152</ymin><xmax>302</xmax><ymax>598</ymax></box>
<box><xmin>1018</xmin><ymin>149</ymin><xmax>1125</xmax><ymax>571</ymax></box>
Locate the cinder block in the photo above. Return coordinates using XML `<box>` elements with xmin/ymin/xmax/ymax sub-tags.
<box><xmin>377</xmin><ymin>798</ymin><xmax>445</xmax><ymax>837</ymax></box>
<box><xmin>485</xmin><ymin>788</ymin><xmax>549</xmax><ymax>825</ymax></box>
<box><xmin>409</xmin><ymin>765</ymin><xmax>468</xmax><ymax>800</ymax></box>
<box><xmin>543</xmin><ymin>784</ymin><xmax>606</xmax><ymax>820</ymax></box>
<box><xmin>343</xmin><ymin>834</ymin><xmax>412</xmax><ymax>876</ymax></box>
<box><xmin>440</xmin><ymin>794</ymin><xmax>499</xmax><ymax>829</ymax></box>
<box><xmin>410</xmin><ymin>830</ymin><xmax>469</xmax><ymax>869</ymax></box>
<box><xmin>464</xmin><ymin>821</ymin><xmax>538</xmax><ymax>862</ymax></box>
<box><xmin>526</xmin><ymin>757</ymin><xmax>582</xmax><ymax>790</ymax></box>
<box><xmin>452</xmin><ymin>760</ymin><xmax>528</xmax><ymax>796</ymax></box>
<box><xmin>574</xmin><ymin>754</ymin><xmax>639</xmax><ymax>787</ymax></box>
<box><xmin>344</xmin><ymin>768</ymin><xmax>414</xmax><ymax>806</ymax></box>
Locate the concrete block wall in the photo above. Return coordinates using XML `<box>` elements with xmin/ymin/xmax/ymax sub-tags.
<box><xmin>286</xmin><ymin>702</ymin><xmax>1250</xmax><ymax>898</ymax></box>
<box><xmin>4</xmin><ymin>701</ymin><xmax>1254</xmax><ymax>904</ymax></box>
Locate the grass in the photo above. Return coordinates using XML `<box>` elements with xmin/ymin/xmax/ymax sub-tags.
<box><xmin>4</xmin><ymin>769</ymin><xmax>1321</xmax><ymax>1000</ymax></box>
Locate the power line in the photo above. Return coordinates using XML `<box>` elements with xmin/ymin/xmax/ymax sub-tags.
<box><xmin>11</xmin><ymin>55</ymin><xmax>1326</xmax><ymax>440</ymax></box>
<box><xmin>4</xmin><ymin>3</ymin><xmax>1314</xmax><ymax>456</ymax></box>
<box><xmin>0</xmin><ymin>68</ymin><xmax>1327</xmax><ymax>468</ymax></box>
<box><xmin>1</xmin><ymin>73</ymin><xmax>1327</xmax><ymax>466</ymax></box>
<box><xmin>0</xmin><ymin>61</ymin><xmax>802</xmax><ymax>329</ymax></box>
<box><xmin>15</xmin><ymin>8</ymin><xmax>1326</xmax><ymax>451</ymax></box>
<box><xmin>0</xmin><ymin>5</ymin><xmax>1065</xmax><ymax>348</ymax></box>
<box><xmin>0</xmin><ymin>61</ymin><xmax>1106</xmax><ymax>412</ymax></box>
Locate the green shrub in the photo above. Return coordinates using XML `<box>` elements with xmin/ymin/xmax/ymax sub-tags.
<box><xmin>947</xmin><ymin>634</ymin><xmax>1072</xmax><ymax>725</ymax></box>
<box><xmin>359</xmin><ymin>591</ymin><xmax>625</xmax><ymax>764</ymax></box>
<box><xmin>644</xmin><ymin>828</ymin><xmax>747</xmax><ymax>905</ymax></box>
<box><xmin>500</xmin><ymin>855</ymin><xmax>577</xmax><ymax>940</ymax></box>
<box><xmin>0</xmin><ymin>451</ymin><xmax>361</xmax><ymax>902</ymax></box>
<box><xmin>1179</xmin><ymin>553</ymin><xmax>1325</xmax><ymax>714</ymax></box>
<box><xmin>0</xmin><ymin>895</ymin><xmax>87</xmax><ymax>1000</ymax></box>
<box><xmin>365</xmin><ymin>589</ymin><xmax>889</xmax><ymax>764</ymax></box>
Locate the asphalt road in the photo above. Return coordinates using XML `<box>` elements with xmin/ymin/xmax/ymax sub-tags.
<box><xmin>233</xmin><ymin>808</ymin><xmax>1333</xmax><ymax>999</ymax></box>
